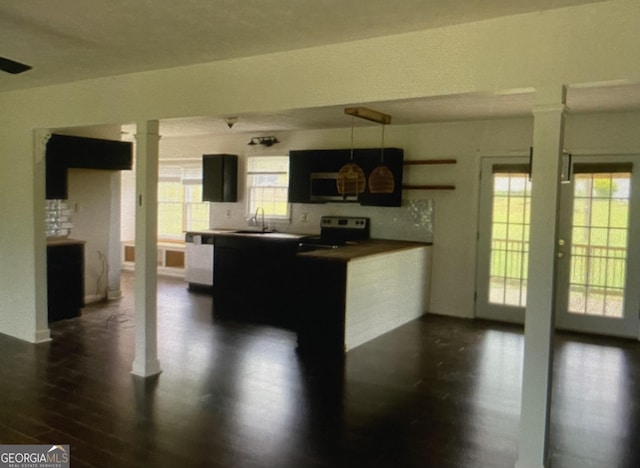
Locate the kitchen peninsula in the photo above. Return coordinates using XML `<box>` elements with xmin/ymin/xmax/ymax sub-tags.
<box><xmin>208</xmin><ymin>221</ymin><xmax>432</xmax><ymax>354</ymax></box>
<box><xmin>296</xmin><ymin>239</ymin><xmax>432</xmax><ymax>354</ymax></box>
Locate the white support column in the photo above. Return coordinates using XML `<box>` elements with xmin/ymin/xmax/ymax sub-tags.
<box><xmin>515</xmin><ymin>86</ymin><xmax>566</xmax><ymax>468</ymax></box>
<box><xmin>34</xmin><ymin>129</ymin><xmax>52</xmax><ymax>343</ymax></box>
<box><xmin>131</xmin><ymin>120</ymin><xmax>162</xmax><ymax>378</ymax></box>
<box><xmin>107</xmin><ymin>171</ymin><xmax>123</xmax><ymax>300</ymax></box>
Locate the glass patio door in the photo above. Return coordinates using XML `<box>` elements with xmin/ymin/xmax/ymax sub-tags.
<box><xmin>476</xmin><ymin>157</ymin><xmax>531</xmax><ymax>324</ymax></box>
<box><xmin>555</xmin><ymin>157</ymin><xmax>640</xmax><ymax>337</ymax></box>
<box><xmin>476</xmin><ymin>155</ymin><xmax>640</xmax><ymax>338</ymax></box>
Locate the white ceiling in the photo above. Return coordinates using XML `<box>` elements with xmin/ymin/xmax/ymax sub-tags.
<box><xmin>147</xmin><ymin>84</ymin><xmax>639</xmax><ymax>137</ymax></box>
<box><xmin>2</xmin><ymin>0</ymin><xmax>639</xmax><ymax>136</ymax></box>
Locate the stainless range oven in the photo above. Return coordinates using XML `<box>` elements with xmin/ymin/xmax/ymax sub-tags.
<box><xmin>298</xmin><ymin>216</ymin><xmax>370</xmax><ymax>252</ymax></box>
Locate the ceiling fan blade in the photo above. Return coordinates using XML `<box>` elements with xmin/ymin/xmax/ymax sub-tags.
<box><xmin>0</xmin><ymin>56</ymin><xmax>32</xmax><ymax>74</ymax></box>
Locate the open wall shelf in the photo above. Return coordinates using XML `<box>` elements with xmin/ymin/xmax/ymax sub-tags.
<box><xmin>402</xmin><ymin>158</ymin><xmax>457</xmax><ymax>190</ymax></box>
<box><xmin>403</xmin><ymin>159</ymin><xmax>457</xmax><ymax>166</ymax></box>
<box><xmin>402</xmin><ymin>184</ymin><xmax>455</xmax><ymax>190</ymax></box>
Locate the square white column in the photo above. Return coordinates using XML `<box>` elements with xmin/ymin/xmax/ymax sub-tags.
<box><xmin>131</xmin><ymin>120</ymin><xmax>162</xmax><ymax>378</ymax></box>
<box><xmin>515</xmin><ymin>86</ymin><xmax>566</xmax><ymax>468</ymax></box>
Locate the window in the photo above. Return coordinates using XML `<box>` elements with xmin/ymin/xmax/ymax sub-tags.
<box><xmin>489</xmin><ymin>167</ymin><xmax>531</xmax><ymax>307</ymax></box>
<box><xmin>246</xmin><ymin>156</ymin><xmax>290</xmax><ymax>219</ymax></box>
<box><xmin>567</xmin><ymin>169</ymin><xmax>631</xmax><ymax>317</ymax></box>
<box><xmin>158</xmin><ymin>162</ymin><xmax>209</xmax><ymax>240</ymax></box>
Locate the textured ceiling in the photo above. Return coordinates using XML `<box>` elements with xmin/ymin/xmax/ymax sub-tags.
<box><xmin>0</xmin><ymin>0</ymin><xmax>607</xmax><ymax>91</ymax></box>
<box><xmin>2</xmin><ymin>0</ymin><xmax>638</xmax><ymax>136</ymax></box>
<box><xmin>123</xmin><ymin>83</ymin><xmax>640</xmax><ymax>137</ymax></box>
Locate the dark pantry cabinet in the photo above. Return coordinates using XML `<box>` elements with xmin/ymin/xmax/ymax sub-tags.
<box><xmin>202</xmin><ymin>154</ymin><xmax>238</xmax><ymax>202</ymax></box>
<box><xmin>46</xmin><ymin>240</ymin><xmax>85</xmax><ymax>323</ymax></box>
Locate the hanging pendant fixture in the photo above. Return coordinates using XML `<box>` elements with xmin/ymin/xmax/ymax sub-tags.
<box><xmin>368</xmin><ymin>123</ymin><xmax>395</xmax><ymax>194</ymax></box>
<box><xmin>340</xmin><ymin>106</ymin><xmax>395</xmax><ymax>198</ymax></box>
<box><xmin>336</xmin><ymin>116</ymin><xmax>366</xmax><ymax>200</ymax></box>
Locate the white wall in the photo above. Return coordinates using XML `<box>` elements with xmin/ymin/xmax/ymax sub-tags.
<box><xmin>148</xmin><ymin>111</ymin><xmax>640</xmax><ymax>319</ymax></box>
<box><xmin>1</xmin><ymin>0</ymin><xmax>638</xmax><ymax>341</ymax></box>
<box><xmin>66</xmin><ymin>170</ymin><xmax>115</xmax><ymax>302</ymax></box>
<box><xmin>120</xmin><ymin>163</ymin><xmax>137</xmax><ymax>243</ymax></box>
<box><xmin>56</xmin><ymin>125</ymin><xmax>125</xmax><ymax>304</ymax></box>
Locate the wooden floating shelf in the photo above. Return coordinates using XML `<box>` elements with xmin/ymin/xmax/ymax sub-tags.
<box><xmin>402</xmin><ymin>185</ymin><xmax>455</xmax><ymax>191</ymax></box>
<box><xmin>403</xmin><ymin>159</ymin><xmax>457</xmax><ymax>165</ymax></box>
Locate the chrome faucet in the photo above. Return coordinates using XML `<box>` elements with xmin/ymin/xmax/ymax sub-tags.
<box><xmin>255</xmin><ymin>207</ymin><xmax>267</xmax><ymax>232</ymax></box>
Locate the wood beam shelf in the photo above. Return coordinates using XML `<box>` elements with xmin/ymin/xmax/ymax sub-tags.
<box><xmin>402</xmin><ymin>185</ymin><xmax>455</xmax><ymax>191</ymax></box>
<box><xmin>403</xmin><ymin>159</ymin><xmax>457</xmax><ymax>165</ymax></box>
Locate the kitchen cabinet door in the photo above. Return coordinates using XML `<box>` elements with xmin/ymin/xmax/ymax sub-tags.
<box><xmin>45</xmin><ymin>134</ymin><xmax>133</xmax><ymax>200</ymax></box>
<box><xmin>47</xmin><ymin>134</ymin><xmax>132</xmax><ymax>170</ymax></box>
<box><xmin>203</xmin><ymin>154</ymin><xmax>238</xmax><ymax>202</ymax></box>
<box><xmin>287</xmin><ymin>148</ymin><xmax>403</xmax><ymax>206</ymax></box>
<box><xmin>213</xmin><ymin>235</ymin><xmax>298</xmax><ymax>327</ymax></box>
<box><xmin>47</xmin><ymin>242</ymin><xmax>84</xmax><ymax>322</ymax></box>
<box><xmin>46</xmin><ymin>153</ymin><xmax>69</xmax><ymax>199</ymax></box>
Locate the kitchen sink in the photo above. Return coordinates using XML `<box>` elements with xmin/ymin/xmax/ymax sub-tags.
<box><xmin>233</xmin><ymin>229</ymin><xmax>272</xmax><ymax>234</ymax></box>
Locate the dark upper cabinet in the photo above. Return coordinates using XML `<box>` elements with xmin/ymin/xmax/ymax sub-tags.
<box><xmin>45</xmin><ymin>134</ymin><xmax>133</xmax><ymax>199</ymax></box>
<box><xmin>45</xmin><ymin>159</ymin><xmax>69</xmax><ymax>201</ymax></box>
<box><xmin>47</xmin><ymin>134</ymin><xmax>133</xmax><ymax>170</ymax></box>
<box><xmin>202</xmin><ymin>154</ymin><xmax>238</xmax><ymax>202</ymax></box>
<box><xmin>288</xmin><ymin>148</ymin><xmax>404</xmax><ymax>207</ymax></box>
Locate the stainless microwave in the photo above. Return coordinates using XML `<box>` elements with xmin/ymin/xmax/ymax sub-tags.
<box><xmin>309</xmin><ymin>172</ymin><xmax>358</xmax><ymax>202</ymax></box>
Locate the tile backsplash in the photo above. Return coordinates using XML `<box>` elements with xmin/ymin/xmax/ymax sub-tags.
<box><xmin>45</xmin><ymin>199</ymin><xmax>73</xmax><ymax>238</ymax></box>
<box><xmin>369</xmin><ymin>199</ymin><xmax>434</xmax><ymax>242</ymax></box>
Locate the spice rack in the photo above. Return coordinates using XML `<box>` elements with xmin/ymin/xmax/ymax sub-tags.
<box><xmin>402</xmin><ymin>159</ymin><xmax>456</xmax><ymax>191</ymax></box>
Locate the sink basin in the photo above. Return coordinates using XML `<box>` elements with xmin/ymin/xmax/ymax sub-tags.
<box><xmin>233</xmin><ymin>229</ymin><xmax>273</xmax><ymax>234</ymax></box>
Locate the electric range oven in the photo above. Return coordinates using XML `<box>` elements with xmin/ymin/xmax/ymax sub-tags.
<box><xmin>298</xmin><ymin>216</ymin><xmax>370</xmax><ymax>252</ymax></box>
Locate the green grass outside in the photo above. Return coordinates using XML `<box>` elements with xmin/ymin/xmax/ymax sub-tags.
<box><xmin>490</xmin><ymin>196</ymin><xmax>628</xmax><ymax>290</ymax></box>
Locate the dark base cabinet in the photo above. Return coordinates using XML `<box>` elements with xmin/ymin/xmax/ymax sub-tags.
<box><xmin>47</xmin><ymin>241</ymin><xmax>85</xmax><ymax>323</ymax></box>
<box><xmin>295</xmin><ymin>257</ymin><xmax>347</xmax><ymax>356</ymax></box>
<box><xmin>213</xmin><ymin>235</ymin><xmax>298</xmax><ymax>328</ymax></box>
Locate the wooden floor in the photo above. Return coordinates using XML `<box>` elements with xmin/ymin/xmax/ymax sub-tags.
<box><xmin>1</xmin><ymin>273</ymin><xmax>639</xmax><ymax>468</ymax></box>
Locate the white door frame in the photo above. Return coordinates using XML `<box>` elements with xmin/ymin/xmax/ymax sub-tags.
<box><xmin>476</xmin><ymin>153</ymin><xmax>640</xmax><ymax>339</ymax></box>
<box><xmin>476</xmin><ymin>155</ymin><xmax>530</xmax><ymax>324</ymax></box>
<box><xmin>554</xmin><ymin>154</ymin><xmax>640</xmax><ymax>338</ymax></box>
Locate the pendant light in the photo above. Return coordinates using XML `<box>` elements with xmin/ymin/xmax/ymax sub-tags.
<box><xmin>336</xmin><ymin>116</ymin><xmax>366</xmax><ymax>200</ymax></box>
<box><xmin>368</xmin><ymin>123</ymin><xmax>395</xmax><ymax>194</ymax></box>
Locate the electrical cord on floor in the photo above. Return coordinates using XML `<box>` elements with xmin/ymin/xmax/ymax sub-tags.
<box><xmin>106</xmin><ymin>308</ymin><xmax>131</xmax><ymax>329</ymax></box>
<box><xmin>96</xmin><ymin>250</ymin><xmax>108</xmax><ymax>301</ymax></box>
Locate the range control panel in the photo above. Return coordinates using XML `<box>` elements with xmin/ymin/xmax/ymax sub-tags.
<box><xmin>320</xmin><ymin>216</ymin><xmax>369</xmax><ymax>230</ymax></box>
<box><xmin>319</xmin><ymin>216</ymin><xmax>370</xmax><ymax>241</ymax></box>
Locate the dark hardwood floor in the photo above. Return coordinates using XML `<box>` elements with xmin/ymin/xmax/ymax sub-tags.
<box><xmin>1</xmin><ymin>272</ymin><xmax>639</xmax><ymax>467</ymax></box>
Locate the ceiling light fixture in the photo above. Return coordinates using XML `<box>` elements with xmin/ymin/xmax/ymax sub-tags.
<box><xmin>224</xmin><ymin>116</ymin><xmax>239</xmax><ymax>129</ymax></box>
<box><xmin>248</xmin><ymin>136</ymin><xmax>279</xmax><ymax>147</ymax></box>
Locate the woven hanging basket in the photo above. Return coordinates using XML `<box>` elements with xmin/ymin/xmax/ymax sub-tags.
<box><xmin>337</xmin><ymin>162</ymin><xmax>366</xmax><ymax>199</ymax></box>
<box><xmin>368</xmin><ymin>164</ymin><xmax>395</xmax><ymax>193</ymax></box>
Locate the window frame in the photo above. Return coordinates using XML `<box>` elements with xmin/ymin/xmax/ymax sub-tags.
<box><xmin>157</xmin><ymin>159</ymin><xmax>209</xmax><ymax>241</ymax></box>
<box><xmin>245</xmin><ymin>155</ymin><xmax>291</xmax><ymax>221</ymax></box>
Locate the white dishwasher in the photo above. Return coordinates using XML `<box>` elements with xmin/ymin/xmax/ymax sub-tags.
<box><xmin>185</xmin><ymin>232</ymin><xmax>214</xmax><ymax>287</ymax></box>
